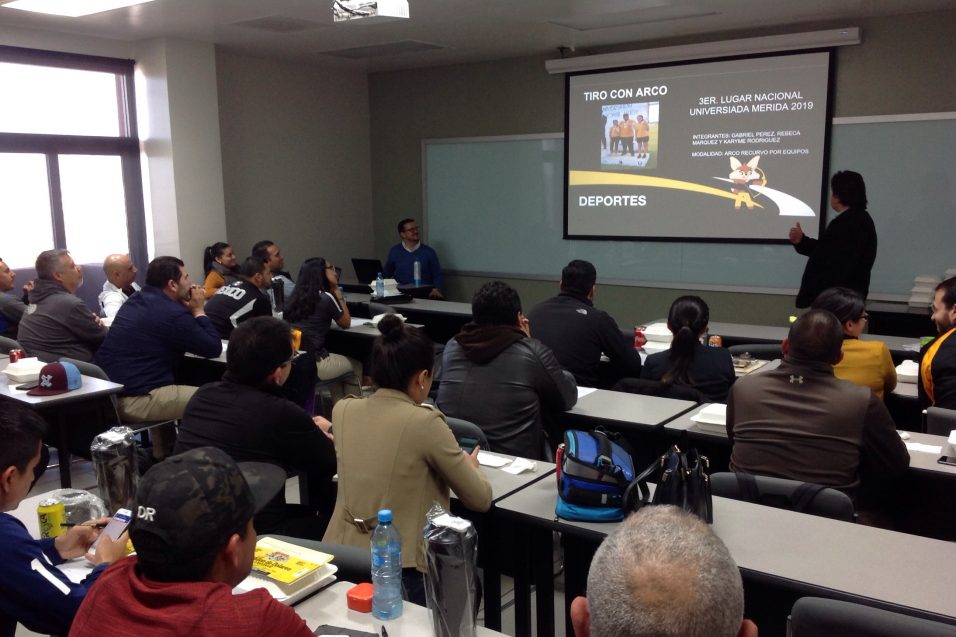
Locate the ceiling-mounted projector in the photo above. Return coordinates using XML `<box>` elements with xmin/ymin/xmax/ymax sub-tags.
<box><xmin>332</xmin><ymin>0</ymin><xmax>409</xmax><ymax>23</ymax></box>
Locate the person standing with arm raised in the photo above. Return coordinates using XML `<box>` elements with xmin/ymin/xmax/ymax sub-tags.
<box><xmin>789</xmin><ymin>170</ymin><xmax>877</xmax><ymax>308</ymax></box>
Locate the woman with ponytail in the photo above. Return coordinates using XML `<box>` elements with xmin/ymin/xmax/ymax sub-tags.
<box><xmin>641</xmin><ymin>295</ymin><xmax>736</xmax><ymax>402</ymax></box>
<box><xmin>323</xmin><ymin>314</ymin><xmax>491</xmax><ymax>603</ymax></box>
<box><xmin>202</xmin><ymin>242</ymin><xmax>240</xmax><ymax>296</ymax></box>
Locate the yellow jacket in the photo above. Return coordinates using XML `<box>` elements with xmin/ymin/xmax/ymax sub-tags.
<box><xmin>835</xmin><ymin>338</ymin><xmax>897</xmax><ymax>399</ymax></box>
<box><xmin>323</xmin><ymin>389</ymin><xmax>492</xmax><ymax>570</ymax></box>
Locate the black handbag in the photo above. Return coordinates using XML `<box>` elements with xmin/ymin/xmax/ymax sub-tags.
<box><xmin>625</xmin><ymin>446</ymin><xmax>713</xmax><ymax>523</ymax></box>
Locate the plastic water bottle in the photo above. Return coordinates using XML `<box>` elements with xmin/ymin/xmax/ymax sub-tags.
<box><xmin>371</xmin><ymin>509</ymin><xmax>403</xmax><ymax>620</ymax></box>
<box><xmin>375</xmin><ymin>272</ymin><xmax>385</xmax><ymax>299</ymax></box>
<box><xmin>413</xmin><ymin>259</ymin><xmax>421</xmax><ymax>288</ymax></box>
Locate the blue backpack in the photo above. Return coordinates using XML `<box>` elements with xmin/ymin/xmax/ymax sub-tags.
<box><xmin>555</xmin><ymin>428</ymin><xmax>649</xmax><ymax>522</ymax></box>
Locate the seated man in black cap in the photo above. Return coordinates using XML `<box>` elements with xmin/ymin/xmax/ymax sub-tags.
<box><xmin>70</xmin><ymin>447</ymin><xmax>314</xmax><ymax>637</ymax></box>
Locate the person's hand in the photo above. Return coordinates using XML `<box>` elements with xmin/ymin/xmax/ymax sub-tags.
<box><xmin>186</xmin><ymin>285</ymin><xmax>206</xmax><ymax>314</ymax></box>
<box><xmin>465</xmin><ymin>445</ymin><xmax>481</xmax><ymax>469</ymax></box>
<box><xmin>518</xmin><ymin>313</ymin><xmax>531</xmax><ymax>337</ymax></box>
<box><xmin>92</xmin><ymin>313</ymin><xmax>104</xmax><ymax>327</ymax></box>
<box><xmin>788</xmin><ymin>222</ymin><xmax>804</xmax><ymax>244</ymax></box>
<box><xmin>54</xmin><ymin>518</ymin><xmax>109</xmax><ymax>560</ymax></box>
<box><xmin>429</xmin><ymin>288</ymin><xmax>444</xmax><ymax>300</ymax></box>
<box><xmin>92</xmin><ymin>530</ymin><xmax>129</xmax><ymax>565</ymax></box>
<box><xmin>22</xmin><ymin>280</ymin><xmax>34</xmax><ymax>294</ymax></box>
<box><xmin>313</xmin><ymin>415</ymin><xmax>334</xmax><ymax>441</ymax></box>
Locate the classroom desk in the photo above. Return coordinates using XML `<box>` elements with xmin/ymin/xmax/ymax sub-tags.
<box><xmin>564</xmin><ymin>388</ymin><xmax>696</xmax><ymax>434</ymax></box>
<box><xmin>495</xmin><ymin>477</ymin><xmax>956</xmax><ymax>637</ymax></box>
<box><xmin>0</xmin><ymin>359</ymin><xmax>123</xmax><ymax>488</ymax></box>
<box><xmin>295</xmin><ymin>580</ymin><xmax>508</xmax><ymax>636</ymax></box>
<box><xmin>449</xmin><ymin>451</ymin><xmax>556</xmax><ymax>632</ymax></box>
<box><xmin>642</xmin><ymin>317</ymin><xmax>922</xmax><ymax>362</ymax></box>
<box><xmin>348</xmin><ymin>297</ymin><xmax>472</xmax><ymax>343</ymax></box>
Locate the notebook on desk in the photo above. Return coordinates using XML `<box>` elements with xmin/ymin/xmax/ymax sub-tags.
<box><xmin>351</xmin><ymin>258</ymin><xmax>384</xmax><ymax>285</ymax></box>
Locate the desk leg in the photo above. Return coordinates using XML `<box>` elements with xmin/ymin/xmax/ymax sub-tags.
<box><xmin>513</xmin><ymin>522</ymin><xmax>532</xmax><ymax>637</ymax></box>
<box><xmin>57</xmin><ymin>411</ymin><xmax>72</xmax><ymax>489</ymax></box>
<box><xmin>478</xmin><ymin>514</ymin><xmax>501</xmax><ymax>631</ymax></box>
<box><xmin>531</xmin><ymin>527</ymin><xmax>554</xmax><ymax>637</ymax></box>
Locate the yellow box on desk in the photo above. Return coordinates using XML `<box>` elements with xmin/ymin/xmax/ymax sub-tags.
<box><xmin>235</xmin><ymin>537</ymin><xmax>338</xmax><ymax>604</ymax></box>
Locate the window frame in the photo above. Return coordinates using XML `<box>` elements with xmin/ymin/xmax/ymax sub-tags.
<box><xmin>0</xmin><ymin>45</ymin><xmax>148</xmax><ymax>270</ymax></box>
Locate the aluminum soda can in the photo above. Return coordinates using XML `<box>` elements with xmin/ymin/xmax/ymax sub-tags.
<box><xmin>708</xmin><ymin>334</ymin><xmax>723</xmax><ymax>348</ymax></box>
<box><xmin>633</xmin><ymin>326</ymin><xmax>647</xmax><ymax>349</ymax></box>
<box><xmin>38</xmin><ymin>499</ymin><xmax>65</xmax><ymax>538</ymax></box>
<box><xmin>8</xmin><ymin>349</ymin><xmax>24</xmax><ymax>363</ymax></box>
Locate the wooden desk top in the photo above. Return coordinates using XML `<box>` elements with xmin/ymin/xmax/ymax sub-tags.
<box><xmin>495</xmin><ymin>477</ymin><xmax>956</xmax><ymax>624</ymax></box>
<box><xmin>566</xmin><ymin>388</ymin><xmax>697</xmax><ymax>432</ymax></box>
<box><xmin>0</xmin><ymin>358</ymin><xmax>123</xmax><ymax>408</ymax></box>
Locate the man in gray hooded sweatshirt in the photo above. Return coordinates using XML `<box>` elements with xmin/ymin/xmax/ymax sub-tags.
<box><xmin>18</xmin><ymin>250</ymin><xmax>108</xmax><ymax>363</ymax></box>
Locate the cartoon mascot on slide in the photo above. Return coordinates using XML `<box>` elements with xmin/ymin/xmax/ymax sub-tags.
<box><xmin>728</xmin><ymin>156</ymin><xmax>767</xmax><ymax>209</ymax></box>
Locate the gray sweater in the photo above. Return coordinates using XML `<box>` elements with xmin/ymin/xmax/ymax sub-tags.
<box><xmin>17</xmin><ymin>280</ymin><xmax>108</xmax><ymax>362</ymax></box>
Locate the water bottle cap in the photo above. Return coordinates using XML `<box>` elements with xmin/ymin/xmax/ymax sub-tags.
<box><xmin>378</xmin><ymin>509</ymin><xmax>392</xmax><ymax>524</ymax></box>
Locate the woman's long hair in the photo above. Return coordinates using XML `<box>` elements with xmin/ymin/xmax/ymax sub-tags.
<box><xmin>202</xmin><ymin>242</ymin><xmax>232</xmax><ymax>275</ymax></box>
<box><xmin>283</xmin><ymin>257</ymin><xmax>331</xmax><ymax>323</ymax></box>
<box><xmin>810</xmin><ymin>287</ymin><xmax>865</xmax><ymax>331</ymax></box>
<box><xmin>662</xmin><ymin>295</ymin><xmax>709</xmax><ymax>386</ymax></box>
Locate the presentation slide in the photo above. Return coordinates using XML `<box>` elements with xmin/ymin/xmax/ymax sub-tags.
<box><xmin>565</xmin><ymin>51</ymin><xmax>832</xmax><ymax>242</ymax></box>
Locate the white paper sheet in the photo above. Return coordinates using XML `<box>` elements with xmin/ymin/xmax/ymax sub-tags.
<box><xmin>476</xmin><ymin>452</ymin><xmax>510</xmax><ymax>468</ymax></box>
<box><xmin>905</xmin><ymin>442</ymin><xmax>943</xmax><ymax>454</ymax></box>
<box><xmin>501</xmin><ymin>458</ymin><xmax>536</xmax><ymax>475</ymax></box>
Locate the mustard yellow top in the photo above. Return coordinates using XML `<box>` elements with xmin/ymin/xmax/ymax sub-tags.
<box><xmin>835</xmin><ymin>338</ymin><xmax>897</xmax><ymax>399</ymax></box>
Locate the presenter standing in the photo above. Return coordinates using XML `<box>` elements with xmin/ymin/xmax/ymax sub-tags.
<box><xmin>789</xmin><ymin>170</ymin><xmax>877</xmax><ymax>308</ymax></box>
<box><xmin>384</xmin><ymin>218</ymin><xmax>445</xmax><ymax>299</ymax></box>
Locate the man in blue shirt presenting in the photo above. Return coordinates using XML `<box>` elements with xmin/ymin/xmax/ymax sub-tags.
<box><xmin>384</xmin><ymin>218</ymin><xmax>445</xmax><ymax>299</ymax></box>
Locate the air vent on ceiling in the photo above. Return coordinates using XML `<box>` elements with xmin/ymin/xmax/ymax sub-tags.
<box><xmin>320</xmin><ymin>40</ymin><xmax>444</xmax><ymax>59</ymax></box>
<box><xmin>231</xmin><ymin>16</ymin><xmax>327</xmax><ymax>33</ymax></box>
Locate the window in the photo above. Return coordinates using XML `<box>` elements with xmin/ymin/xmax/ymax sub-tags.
<box><xmin>0</xmin><ymin>45</ymin><xmax>147</xmax><ymax>270</ymax></box>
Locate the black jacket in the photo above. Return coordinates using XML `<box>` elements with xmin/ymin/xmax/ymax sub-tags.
<box><xmin>175</xmin><ymin>375</ymin><xmax>336</xmax><ymax>534</ymax></box>
<box><xmin>794</xmin><ymin>206</ymin><xmax>877</xmax><ymax>308</ymax></box>
<box><xmin>436</xmin><ymin>327</ymin><xmax>577</xmax><ymax>459</ymax></box>
<box><xmin>641</xmin><ymin>343</ymin><xmax>736</xmax><ymax>403</ymax></box>
<box><xmin>527</xmin><ymin>291</ymin><xmax>642</xmax><ymax>388</ymax></box>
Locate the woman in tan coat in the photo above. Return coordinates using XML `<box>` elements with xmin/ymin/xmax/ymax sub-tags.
<box><xmin>323</xmin><ymin>314</ymin><xmax>492</xmax><ymax>603</ymax></box>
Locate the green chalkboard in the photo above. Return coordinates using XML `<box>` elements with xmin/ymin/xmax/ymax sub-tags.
<box><xmin>424</xmin><ymin>117</ymin><xmax>955</xmax><ymax>296</ymax></box>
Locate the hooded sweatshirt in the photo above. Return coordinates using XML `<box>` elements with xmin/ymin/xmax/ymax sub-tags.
<box><xmin>17</xmin><ymin>279</ymin><xmax>108</xmax><ymax>362</ymax></box>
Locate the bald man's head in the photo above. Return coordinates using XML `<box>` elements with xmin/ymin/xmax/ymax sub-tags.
<box><xmin>103</xmin><ymin>254</ymin><xmax>138</xmax><ymax>289</ymax></box>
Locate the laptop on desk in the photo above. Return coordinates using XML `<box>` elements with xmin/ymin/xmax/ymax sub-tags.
<box><xmin>351</xmin><ymin>258</ymin><xmax>385</xmax><ymax>285</ymax></box>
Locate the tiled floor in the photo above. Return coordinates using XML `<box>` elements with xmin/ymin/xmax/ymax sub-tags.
<box><xmin>16</xmin><ymin>455</ymin><xmax>567</xmax><ymax>637</ymax></box>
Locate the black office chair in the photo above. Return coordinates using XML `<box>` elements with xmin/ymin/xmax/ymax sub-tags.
<box><xmin>728</xmin><ymin>343</ymin><xmax>783</xmax><ymax>360</ymax></box>
<box><xmin>445</xmin><ymin>417</ymin><xmax>490</xmax><ymax>452</ymax></box>
<box><xmin>926</xmin><ymin>407</ymin><xmax>956</xmax><ymax>436</ymax></box>
<box><xmin>612</xmin><ymin>377</ymin><xmax>706</xmax><ymax>403</ymax></box>
<box><xmin>272</xmin><ymin>536</ymin><xmax>371</xmax><ymax>584</ymax></box>
<box><xmin>0</xmin><ymin>335</ymin><xmax>24</xmax><ymax>354</ymax></box>
<box><xmin>789</xmin><ymin>597</ymin><xmax>956</xmax><ymax>636</ymax></box>
<box><xmin>711</xmin><ymin>472</ymin><xmax>855</xmax><ymax>522</ymax></box>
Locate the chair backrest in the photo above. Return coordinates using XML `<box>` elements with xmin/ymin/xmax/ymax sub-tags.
<box><xmin>790</xmin><ymin>597</ymin><xmax>956</xmax><ymax>637</ymax></box>
<box><xmin>0</xmin><ymin>335</ymin><xmax>24</xmax><ymax>355</ymax></box>
<box><xmin>612</xmin><ymin>377</ymin><xmax>706</xmax><ymax>403</ymax></box>
<box><xmin>445</xmin><ymin>417</ymin><xmax>490</xmax><ymax>452</ymax></box>
<box><xmin>711</xmin><ymin>472</ymin><xmax>855</xmax><ymax>522</ymax></box>
<box><xmin>58</xmin><ymin>357</ymin><xmax>110</xmax><ymax>381</ymax></box>
<box><xmin>728</xmin><ymin>343</ymin><xmax>784</xmax><ymax>359</ymax></box>
<box><xmin>926</xmin><ymin>407</ymin><xmax>956</xmax><ymax>437</ymax></box>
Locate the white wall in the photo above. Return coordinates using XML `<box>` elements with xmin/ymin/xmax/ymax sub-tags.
<box><xmin>135</xmin><ymin>39</ymin><xmax>227</xmax><ymax>280</ymax></box>
<box><xmin>216</xmin><ymin>50</ymin><xmax>374</xmax><ymax>278</ymax></box>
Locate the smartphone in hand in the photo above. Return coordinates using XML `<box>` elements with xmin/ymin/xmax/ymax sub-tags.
<box><xmin>85</xmin><ymin>508</ymin><xmax>132</xmax><ymax>562</ymax></box>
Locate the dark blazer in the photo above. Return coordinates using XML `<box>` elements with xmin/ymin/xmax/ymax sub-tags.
<box><xmin>793</xmin><ymin>206</ymin><xmax>877</xmax><ymax>308</ymax></box>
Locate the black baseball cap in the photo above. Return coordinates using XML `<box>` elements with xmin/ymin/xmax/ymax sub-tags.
<box><xmin>130</xmin><ymin>447</ymin><xmax>285</xmax><ymax>563</ymax></box>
